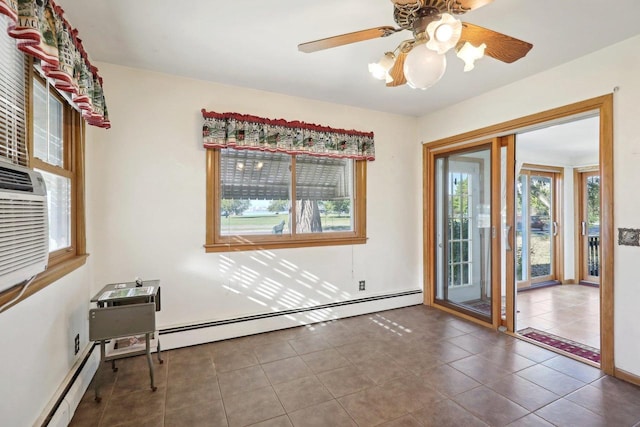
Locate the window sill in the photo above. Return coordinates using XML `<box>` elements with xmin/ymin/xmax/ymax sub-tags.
<box><xmin>0</xmin><ymin>254</ymin><xmax>89</xmax><ymax>311</ymax></box>
<box><xmin>205</xmin><ymin>236</ymin><xmax>367</xmax><ymax>252</ymax></box>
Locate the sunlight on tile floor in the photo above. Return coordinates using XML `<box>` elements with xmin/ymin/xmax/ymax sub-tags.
<box><xmin>68</xmin><ymin>302</ymin><xmax>640</xmax><ymax>427</ymax></box>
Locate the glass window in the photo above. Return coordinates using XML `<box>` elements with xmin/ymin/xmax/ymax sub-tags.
<box><xmin>31</xmin><ymin>75</ymin><xmax>75</xmax><ymax>256</ymax></box>
<box><xmin>0</xmin><ymin>29</ymin><xmax>86</xmax><ymax>308</ymax></box>
<box><xmin>220</xmin><ymin>149</ymin><xmax>291</xmax><ymax>236</ymax></box>
<box><xmin>37</xmin><ymin>170</ymin><xmax>71</xmax><ymax>251</ymax></box>
<box><xmin>0</xmin><ymin>14</ymin><xmax>28</xmax><ymax>166</ymax></box>
<box><xmin>207</xmin><ymin>149</ymin><xmax>366</xmax><ymax>252</ymax></box>
<box><xmin>33</xmin><ymin>79</ymin><xmax>64</xmax><ymax>167</ymax></box>
<box><xmin>295</xmin><ymin>155</ymin><xmax>353</xmax><ymax>234</ymax></box>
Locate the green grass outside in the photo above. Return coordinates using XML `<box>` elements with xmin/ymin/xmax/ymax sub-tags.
<box><xmin>220</xmin><ymin>213</ymin><xmax>351</xmax><ymax>232</ymax></box>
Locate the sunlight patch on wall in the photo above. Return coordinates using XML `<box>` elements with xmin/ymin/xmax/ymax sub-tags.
<box><xmin>295</xmin><ymin>279</ymin><xmax>313</xmax><ymax>290</ymax></box>
<box><xmin>321</xmin><ymin>282</ymin><xmax>339</xmax><ymax>293</ymax></box>
<box><xmin>256</xmin><ymin>250</ymin><xmax>276</xmax><ymax>260</ymax></box>
<box><xmin>221</xmin><ymin>285</ymin><xmax>241</xmax><ymax>294</ymax></box>
<box><xmin>247</xmin><ymin>296</ymin><xmax>268</xmax><ymax>307</ymax></box>
<box><xmin>301</xmin><ymin>271</ymin><xmax>320</xmax><ymax>282</ymax></box>
<box><xmin>279</xmin><ymin>259</ymin><xmax>299</xmax><ymax>272</ymax></box>
<box><xmin>273</xmin><ymin>268</ymin><xmax>292</xmax><ymax>279</ymax></box>
<box><xmin>249</xmin><ymin>255</ymin><xmax>269</xmax><ymax>267</ymax></box>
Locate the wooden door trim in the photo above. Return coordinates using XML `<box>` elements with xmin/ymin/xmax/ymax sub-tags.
<box><xmin>422</xmin><ymin>94</ymin><xmax>614</xmax><ymax>375</ymax></box>
<box><xmin>423</xmin><ymin>139</ymin><xmax>498</xmax><ymax>327</ymax></box>
<box><xmin>490</xmin><ymin>138</ymin><xmax>502</xmax><ymax>328</ymax></box>
<box><xmin>503</xmin><ymin>135</ymin><xmax>516</xmax><ymax>332</ymax></box>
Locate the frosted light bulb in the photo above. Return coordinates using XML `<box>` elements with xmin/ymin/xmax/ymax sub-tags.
<box><xmin>403</xmin><ymin>43</ymin><xmax>447</xmax><ymax>90</ymax></box>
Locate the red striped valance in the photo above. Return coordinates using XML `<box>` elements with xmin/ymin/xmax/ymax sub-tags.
<box><xmin>202</xmin><ymin>110</ymin><xmax>375</xmax><ymax>161</ymax></box>
<box><xmin>1</xmin><ymin>0</ymin><xmax>110</xmax><ymax>129</ymax></box>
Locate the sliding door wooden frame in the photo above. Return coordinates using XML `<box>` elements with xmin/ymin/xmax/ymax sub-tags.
<box><xmin>422</xmin><ymin>94</ymin><xmax>614</xmax><ymax>375</ymax></box>
<box><xmin>503</xmin><ymin>135</ymin><xmax>516</xmax><ymax>332</ymax></box>
<box><xmin>424</xmin><ymin>138</ymin><xmax>501</xmax><ymax>329</ymax></box>
<box><xmin>516</xmin><ymin>166</ymin><xmax>564</xmax><ymax>287</ymax></box>
<box><xmin>575</xmin><ymin>168</ymin><xmax>601</xmax><ymax>285</ymax></box>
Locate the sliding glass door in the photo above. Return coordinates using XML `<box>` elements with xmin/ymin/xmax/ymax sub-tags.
<box><xmin>516</xmin><ymin>170</ymin><xmax>560</xmax><ymax>288</ymax></box>
<box><xmin>434</xmin><ymin>144</ymin><xmax>494</xmax><ymax>321</ymax></box>
<box><xmin>579</xmin><ymin>170</ymin><xmax>600</xmax><ymax>285</ymax></box>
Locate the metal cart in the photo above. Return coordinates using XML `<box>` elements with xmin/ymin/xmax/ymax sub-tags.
<box><xmin>89</xmin><ymin>280</ymin><xmax>163</xmax><ymax>402</ymax></box>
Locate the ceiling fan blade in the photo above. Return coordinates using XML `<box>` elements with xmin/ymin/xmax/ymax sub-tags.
<box><xmin>460</xmin><ymin>22</ymin><xmax>533</xmax><ymax>63</ymax></box>
<box><xmin>456</xmin><ymin>0</ymin><xmax>494</xmax><ymax>12</ymax></box>
<box><xmin>386</xmin><ymin>50</ymin><xmax>408</xmax><ymax>87</ymax></box>
<box><xmin>298</xmin><ymin>26</ymin><xmax>399</xmax><ymax>53</ymax></box>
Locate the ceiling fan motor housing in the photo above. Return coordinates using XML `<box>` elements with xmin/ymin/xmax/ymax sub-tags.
<box><xmin>393</xmin><ymin>0</ymin><xmax>469</xmax><ymax>34</ymax></box>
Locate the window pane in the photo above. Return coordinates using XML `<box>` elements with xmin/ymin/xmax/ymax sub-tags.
<box><xmin>220</xmin><ymin>149</ymin><xmax>291</xmax><ymax>235</ymax></box>
<box><xmin>295</xmin><ymin>155</ymin><xmax>353</xmax><ymax>234</ymax></box>
<box><xmin>37</xmin><ymin>170</ymin><xmax>71</xmax><ymax>251</ymax></box>
<box><xmin>33</xmin><ymin>79</ymin><xmax>48</xmax><ymax>162</ymax></box>
<box><xmin>49</xmin><ymin>93</ymin><xmax>64</xmax><ymax>166</ymax></box>
<box><xmin>33</xmin><ymin>79</ymin><xmax>64</xmax><ymax>167</ymax></box>
<box><xmin>0</xmin><ymin>14</ymin><xmax>28</xmax><ymax>166</ymax></box>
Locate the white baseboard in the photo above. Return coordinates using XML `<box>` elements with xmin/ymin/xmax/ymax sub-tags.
<box><xmin>42</xmin><ymin>289</ymin><xmax>422</xmax><ymax>426</ymax></box>
<box><xmin>159</xmin><ymin>289</ymin><xmax>423</xmax><ymax>350</ymax></box>
<box><xmin>35</xmin><ymin>344</ymin><xmax>100</xmax><ymax>427</ymax></box>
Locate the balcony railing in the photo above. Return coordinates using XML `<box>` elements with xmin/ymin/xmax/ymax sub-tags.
<box><xmin>588</xmin><ymin>235</ymin><xmax>600</xmax><ymax>277</ymax></box>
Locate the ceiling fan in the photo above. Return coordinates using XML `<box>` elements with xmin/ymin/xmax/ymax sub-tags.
<box><xmin>298</xmin><ymin>0</ymin><xmax>533</xmax><ymax>90</ymax></box>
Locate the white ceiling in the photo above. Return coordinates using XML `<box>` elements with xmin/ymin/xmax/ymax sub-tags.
<box><xmin>516</xmin><ymin>116</ymin><xmax>599</xmax><ymax>164</ymax></box>
<box><xmin>56</xmin><ymin>0</ymin><xmax>640</xmax><ymax>117</ymax></box>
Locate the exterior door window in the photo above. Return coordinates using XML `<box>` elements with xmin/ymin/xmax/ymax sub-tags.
<box><xmin>434</xmin><ymin>145</ymin><xmax>493</xmax><ymax>321</ymax></box>
<box><xmin>516</xmin><ymin>170</ymin><xmax>559</xmax><ymax>288</ymax></box>
<box><xmin>579</xmin><ymin>171</ymin><xmax>600</xmax><ymax>284</ymax></box>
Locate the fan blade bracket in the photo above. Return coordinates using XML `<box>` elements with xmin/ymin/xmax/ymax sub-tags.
<box><xmin>298</xmin><ymin>26</ymin><xmax>401</xmax><ymax>53</ymax></box>
<box><xmin>460</xmin><ymin>22</ymin><xmax>533</xmax><ymax>63</ymax></box>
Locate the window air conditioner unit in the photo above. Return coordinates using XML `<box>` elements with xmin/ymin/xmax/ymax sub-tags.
<box><xmin>0</xmin><ymin>161</ymin><xmax>48</xmax><ymax>293</ymax></box>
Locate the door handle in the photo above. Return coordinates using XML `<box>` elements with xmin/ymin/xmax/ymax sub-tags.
<box><xmin>581</xmin><ymin>221</ymin><xmax>586</xmax><ymax>236</ymax></box>
<box><xmin>505</xmin><ymin>225</ymin><xmax>512</xmax><ymax>251</ymax></box>
<box><xmin>553</xmin><ymin>221</ymin><xmax>558</xmax><ymax>236</ymax></box>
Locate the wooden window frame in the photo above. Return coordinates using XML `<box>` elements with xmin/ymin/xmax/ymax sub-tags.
<box><xmin>0</xmin><ymin>64</ymin><xmax>87</xmax><ymax>311</ymax></box>
<box><xmin>205</xmin><ymin>149</ymin><xmax>367</xmax><ymax>252</ymax></box>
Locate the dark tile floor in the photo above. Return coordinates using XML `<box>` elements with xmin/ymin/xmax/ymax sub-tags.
<box><xmin>70</xmin><ymin>305</ymin><xmax>640</xmax><ymax>427</ymax></box>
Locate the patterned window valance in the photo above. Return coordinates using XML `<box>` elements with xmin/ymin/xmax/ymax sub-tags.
<box><xmin>202</xmin><ymin>110</ymin><xmax>375</xmax><ymax>161</ymax></box>
<box><xmin>1</xmin><ymin>0</ymin><xmax>110</xmax><ymax>128</ymax></box>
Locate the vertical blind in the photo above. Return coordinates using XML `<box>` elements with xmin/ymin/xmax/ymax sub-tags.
<box><xmin>0</xmin><ymin>15</ymin><xmax>28</xmax><ymax>166</ymax></box>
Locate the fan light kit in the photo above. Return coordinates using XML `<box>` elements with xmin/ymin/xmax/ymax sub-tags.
<box><xmin>298</xmin><ymin>0</ymin><xmax>533</xmax><ymax>90</ymax></box>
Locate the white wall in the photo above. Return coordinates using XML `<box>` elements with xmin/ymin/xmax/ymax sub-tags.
<box><xmin>6</xmin><ymin>33</ymin><xmax>640</xmax><ymax>427</ymax></box>
<box><xmin>0</xmin><ymin>265</ymin><xmax>93</xmax><ymax>427</ymax></box>
<box><xmin>85</xmin><ymin>63</ymin><xmax>423</xmax><ymax>339</ymax></box>
<box><xmin>417</xmin><ymin>35</ymin><xmax>640</xmax><ymax>376</ymax></box>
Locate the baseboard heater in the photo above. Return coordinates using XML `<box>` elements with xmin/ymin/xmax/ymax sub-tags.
<box><xmin>42</xmin><ymin>289</ymin><xmax>421</xmax><ymax>426</ymax></box>
<box><xmin>159</xmin><ymin>289</ymin><xmax>423</xmax><ymax>335</ymax></box>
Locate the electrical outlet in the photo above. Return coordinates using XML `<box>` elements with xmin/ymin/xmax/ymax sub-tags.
<box><xmin>359</xmin><ymin>280</ymin><xmax>365</xmax><ymax>291</ymax></box>
<box><xmin>74</xmin><ymin>334</ymin><xmax>80</xmax><ymax>355</ymax></box>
